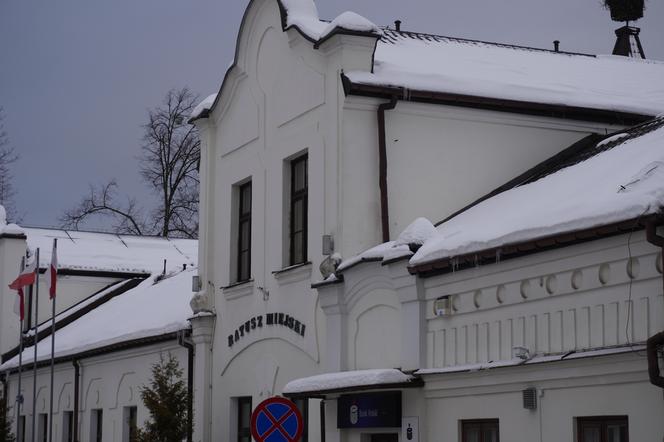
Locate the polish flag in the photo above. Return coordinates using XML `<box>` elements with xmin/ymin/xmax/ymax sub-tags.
<box><xmin>47</xmin><ymin>239</ymin><xmax>58</xmax><ymax>299</ymax></box>
<box><xmin>8</xmin><ymin>258</ymin><xmax>36</xmax><ymax>292</ymax></box>
<box><xmin>9</xmin><ymin>258</ymin><xmax>36</xmax><ymax>321</ymax></box>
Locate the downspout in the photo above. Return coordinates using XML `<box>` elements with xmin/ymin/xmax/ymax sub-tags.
<box><xmin>377</xmin><ymin>96</ymin><xmax>398</xmax><ymax>243</ymax></box>
<box><xmin>320</xmin><ymin>399</ymin><xmax>326</xmax><ymax>442</ymax></box>
<box><xmin>178</xmin><ymin>332</ymin><xmax>194</xmax><ymax>442</ymax></box>
<box><xmin>645</xmin><ymin>219</ymin><xmax>664</xmax><ymax>388</ymax></box>
<box><xmin>73</xmin><ymin>360</ymin><xmax>80</xmax><ymax>442</ymax></box>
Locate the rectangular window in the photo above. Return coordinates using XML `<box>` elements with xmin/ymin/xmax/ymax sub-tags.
<box><xmin>17</xmin><ymin>415</ymin><xmax>25</xmax><ymax>442</ymax></box>
<box><xmin>38</xmin><ymin>414</ymin><xmax>48</xmax><ymax>442</ymax></box>
<box><xmin>289</xmin><ymin>154</ymin><xmax>308</xmax><ymax>266</ymax></box>
<box><xmin>90</xmin><ymin>409</ymin><xmax>103</xmax><ymax>442</ymax></box>
<box><xmin>62</xmin><ymin>411</ymin><xmax>74</xmax><ymax>442</ymax></box>
<box><xmin>237</xmin><ymin>181</ymin><xmax>252</xmax><ymax>282</ymax></box>
<box><xmin>293</xmin><ymin>398</ymin><xmax>309</xmax><ymax>442</ymax></box>
<box><xmin>237</xmin><ymin>397</ymin><xmax>252</xmax><ymax>442</ymax></box>
<box><xmin>577</xmin><ymin>416</ymin><xmax>628</xmax><ymax>442</ymax></box>
<box><xmin>123</xmin><ymin>406</ymin><xmax>138</xmax><ymax>442</ymax></box>
<box><xmin>462</xmin><ymin>419</ymin><xmax>499</xmax><ymax>442</ymax></box>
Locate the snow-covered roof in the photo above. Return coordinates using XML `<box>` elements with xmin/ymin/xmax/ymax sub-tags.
<box><xmin>1</xmin><ymin>268</ymin><xmax>196</xmax><ymax>370</ymax></box>
<box><xmin>283</xmin><ymin>369</ymin><xmax>416</xmax><ymax>395</ymax></box>
<box><xmin>23</xmin><ymin>227</ymin><xmax>197</xmax><ymax>274</ymax></box>
<box><xmin>415</xmin><ymin>345</ymin><xmax>644</xmax><ymax>376</ymax></box>
<box><xmin>347</xmin><ymin>29</ymin><xmax>664</xmax><ymax>117</ymax></box>
<box><xmin>190</xmin><ymin>93</ymin><xmax>217</xmax><ymax>120</ymax></box>
<box><xmin>411</xmin><ymin>116</ymin><xmax>664</xmax><ymax>267</ymax></box>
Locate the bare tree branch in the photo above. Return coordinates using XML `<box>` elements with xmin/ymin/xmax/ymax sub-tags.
<box><xmin>61</xmin><ymin>88</ymin><xmax>200</xmax><ymax>238</ymax></box>
<box><xmin>60</xmin><ymin>180</ymin><xmax>145</xmax><ymax>235</ymax></box>
<box><xmin>0</xmin><ymin>107</ymin><xmax>20</xmax><ymax>222</ymax></box>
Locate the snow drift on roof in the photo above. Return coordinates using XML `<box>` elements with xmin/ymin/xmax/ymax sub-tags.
<box><xmin>283</xmin><ymin>369</ymin><xmax>414</xmax><ymax>394</ymax></box>
<box><xmin>191</xmin><ymin>93</ymin><xmax>217</xmax><ymax>120</ymax></box>
<box><xmin>347</xmin><ymin>29</ymin><xmax>664</xmax><ymax>116</ymax></box>
<box><xmin>1</xmin><ymin>268</ymin><xmax>196</xmax><ymax>370</ymax></box>
<box><xmin>0</xmin><ymin>205</ymin><xmax>24</xmax><ymax>236</ymax></box>
<box><xmin>320</xmin><ymin>11</ymin><xmax>381</xmax><ymax>40</ymax></box>
<box><xmin>411</xmin><ymin>117</ymin><xmax>664</xmax><ymax>266</ymax></box>
<box><xmin>24</xmin><ymin>228</ymin><xmax>197</xmax><ymax>274</ymax></box>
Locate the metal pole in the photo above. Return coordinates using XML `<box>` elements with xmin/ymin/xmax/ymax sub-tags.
<box><xmin>16</xmin><ymin>257</ymin><xmax>25</xmax><ymax>441</ymax></box>
<box><xmin>31</xmin><ymin>248</ymin><xmax>39</xmax><ymax>442</ymax></box>
<box><xmin>48</xmin><ymin>239</ymin><xmax>56</xmax><ymax>442</ymax></box>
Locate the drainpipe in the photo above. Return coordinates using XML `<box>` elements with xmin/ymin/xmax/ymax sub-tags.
<box><xmin>178</xmin><ymin>332</ymin><xmax>194</xmax><ymax>442</ymax></box>
<box><xmin>319</xmin><ymin>399</ymin><xmax>326</xmax><ymax>442</ymax></box>
<box><xmin>377</xmin><ymin>96</ymin><xmax>398</xmax><ymax>243</ymax></box>
<box><xmin>73</xmin><ymin>360</ymin><xmax>80</xmax><ymax>442</ymax></box>
<box><xmin>645</xmin><ymin>219</ymin><xmax>664</xmax><ymax>388</ymax></box>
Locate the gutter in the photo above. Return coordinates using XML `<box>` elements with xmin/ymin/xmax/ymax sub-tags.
<box><xmin>178</xmin><ymin>331</ymin><xmax>194</xmax><ymax>442</ymax></box>
<box><xmin>377</xmin><ymin>96</ymin><xmax>398</xmax><ymax>242</ymax></box>
<box><xmin>645</xmin><ymin>219</ymin><xmax>664</xmax><ymax>389</ymax></box>
<box><xmin>409</xmin><ymin>215</ymin><xmax>659</xmax><ymax>277</ymax></box>
<box><xmin>342</xmin><ymin>74</ymin><xmax>652</xmax><ymax>126</ymax></box>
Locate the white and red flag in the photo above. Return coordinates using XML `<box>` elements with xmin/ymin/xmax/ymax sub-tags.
<box><xmin>9</xmin><ymin>258</ymin><xmax>36</xmax><ymax>321</ymax></box>
<box><xmin>46</xmin><ymin>239</ymin><xmax>58</xmax><ymax>299</ymax></box>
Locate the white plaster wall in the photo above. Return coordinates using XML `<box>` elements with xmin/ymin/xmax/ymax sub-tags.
<box><xmin>341</xmin><ymin>98</ymin><xmax>626</xmax><ymax>247</ymax></box>
<box><xmin>423</xmin><ymin>232</ymin><xmax>664</xmax><ymax>368</ymax></box>
<box><xmin>5</xmin><ymin>342</ymin><xmax>187</xmax><ymax>442</ymax></box>
<box><xmin>423</xmin><ymin>355</ymin><xmax>664</xmax><ymax>442</ymax></box>
<box><xmin>0</xmin><ymin>235</ymin><xmax>27</xmax><ymax>355</ymax></box>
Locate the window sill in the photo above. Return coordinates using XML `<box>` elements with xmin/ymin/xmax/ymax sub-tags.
<box><xmin>272</xmin><ymin>262</ymin><xmax>312</xmax><ymax>285</ymax></box>
<box><xmin>221</xmin><ymin>279</ymin><xmax>254</xmax><ymax>300</ymax></box>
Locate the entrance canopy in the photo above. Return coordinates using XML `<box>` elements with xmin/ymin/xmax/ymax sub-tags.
<box><xmin>283</xmin><ymin>369</ymin><xmax>422</xmax><ymax>398</ymax></box>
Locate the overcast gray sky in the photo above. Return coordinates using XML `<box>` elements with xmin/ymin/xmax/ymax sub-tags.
<box><xmin>1</xmin><ymin>0</ymin><xmax>663</xmax><ymax>230</ymax></box>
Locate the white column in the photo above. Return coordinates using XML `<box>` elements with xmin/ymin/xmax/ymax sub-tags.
<box><xmin>387</xmin><ymin>263</ymin><xmax>426</xmax><ymax>371</ymax></box>
<box><xmin>190</xmin><ymin>313</ymin><xmax>215</xmax><ymax>442</ymax></box>
<box><xmin>318</xmin><ymin>284</ymin><xmax>348</xmax><ymax>372</ymax></box>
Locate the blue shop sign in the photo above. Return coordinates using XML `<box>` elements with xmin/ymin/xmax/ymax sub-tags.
<box><xmin>337</xmin><ymin>391</ymin><xmax>402</xmax><ymax>428</ymax></box>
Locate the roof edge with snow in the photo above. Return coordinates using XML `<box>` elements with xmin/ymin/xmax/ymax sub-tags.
<box><xmin>341</xmin><ymin>73</ymin><xmax>654</xmax><ymax>125</ymax></box>
<box><xmin>282</xmin><ymin>368</ymin><xmax>422</xmax><ymax>397</ymax></box>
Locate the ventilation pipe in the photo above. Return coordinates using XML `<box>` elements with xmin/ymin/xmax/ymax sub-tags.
<box><xmin>553</xmin><ymin>40</ymin><xmax>560</xmax><ymax>52</ymax></box>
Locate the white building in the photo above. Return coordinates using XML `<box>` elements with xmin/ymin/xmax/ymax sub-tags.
<box><xmin>0</xmin><ymin>223</ymin><xmax>197</xmax><ymax>442</ymax></box>
<box><xmin>188</xmin><ymin>0</ymin><xmax>664</xmax><ymax>441</ymax></box>
<box><xmin>286</xmin><ymin>116</ymin><xmax>664</xmax><ymax>442</ymax></box>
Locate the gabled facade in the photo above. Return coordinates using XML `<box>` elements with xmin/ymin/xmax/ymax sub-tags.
<box><xmin>189</xmin><ymin>1</ymin><xmax>664</xmax><ymax>441</ymax></box>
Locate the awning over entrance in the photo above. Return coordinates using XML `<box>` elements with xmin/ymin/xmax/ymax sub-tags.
<box><xmin>283</xmin><ymin>369</ymin><xmax>423</xmax><ymax>398</ymax></box>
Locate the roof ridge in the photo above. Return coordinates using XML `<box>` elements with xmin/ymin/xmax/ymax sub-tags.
<box><xmin>381</xmin><ymin>28</ymin><xmax>596</xmax><ymax>58</ymax></box>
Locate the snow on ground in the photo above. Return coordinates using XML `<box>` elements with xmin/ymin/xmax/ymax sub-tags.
<box><xmin>24</xmin><ymin>228</ymin><xmax>197</xmax><ymax>274</ymax></box>
<box><xmin>348</xmin><ymin>30</ymin><xmax>664</xmax><ymax>116</ymax></box>
<box><xmin>411</xmin><ymin>120</ymin><xmax>664</xmax><ymax>266</ymax></box>
<box><xmin>1</xmin><ymin>267</ymin><xmax>197</xmax><ymax>370</ymax></box>
<box><xmin>191</xmin><ymin>93</ymin><xmax>217</xmax><ymax>120</ymax></box>
<box><xmin>283</xmin><ymin>369</ymin><xmax>414</xmax><ymax>394</ymax></box>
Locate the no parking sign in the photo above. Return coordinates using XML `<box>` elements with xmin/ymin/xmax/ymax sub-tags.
<box><xmin>251</xmin><ymin>397</ymin><xmax>304</xmax><ymax>442</ymax></box>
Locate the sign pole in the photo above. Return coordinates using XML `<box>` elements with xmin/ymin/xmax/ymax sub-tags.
<box><xmin>48</xmin><ymin>238</ymin><xmax>57</xmax><ymax>442</ymax></box>
<box><xmin>15</xmin><ymin>257</ymin><xmax>25</xmax><ymax>440</ymax></box>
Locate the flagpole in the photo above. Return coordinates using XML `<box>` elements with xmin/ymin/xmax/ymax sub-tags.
<box><xmin>31</xmin><ymin>248</ymin><xmax>39</xmax><ymax>442</ymax></box>
<box><xmin>48</xmin><ymin>239</ymin><xmax>56</xmax><ymax>442</ymax></box>
<box><xmin>16</xmin><ymin>257</ymin><xmax>25</xmax><ymax>441</ymax></box>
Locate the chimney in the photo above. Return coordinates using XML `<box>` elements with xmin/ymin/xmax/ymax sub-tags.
<box><xmin>553</xmin><ymin>40</ymin><xmax>560</xmax><ymax>52</ymax></box>
<box><xmin>394</xmin><ymin>20</ymin><xmax>402</xmax><ymax>32</ymax></box>
<box><xmin>613</xmin><ymin>25</ymin><xmax>646</xmax><ymax>58</ymax></box>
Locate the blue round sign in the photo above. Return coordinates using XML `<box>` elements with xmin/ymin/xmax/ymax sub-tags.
<box><xmin>251</xmin><ymin>397</ymin><xmax>303</xmax><ymax>442</ymax></box>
